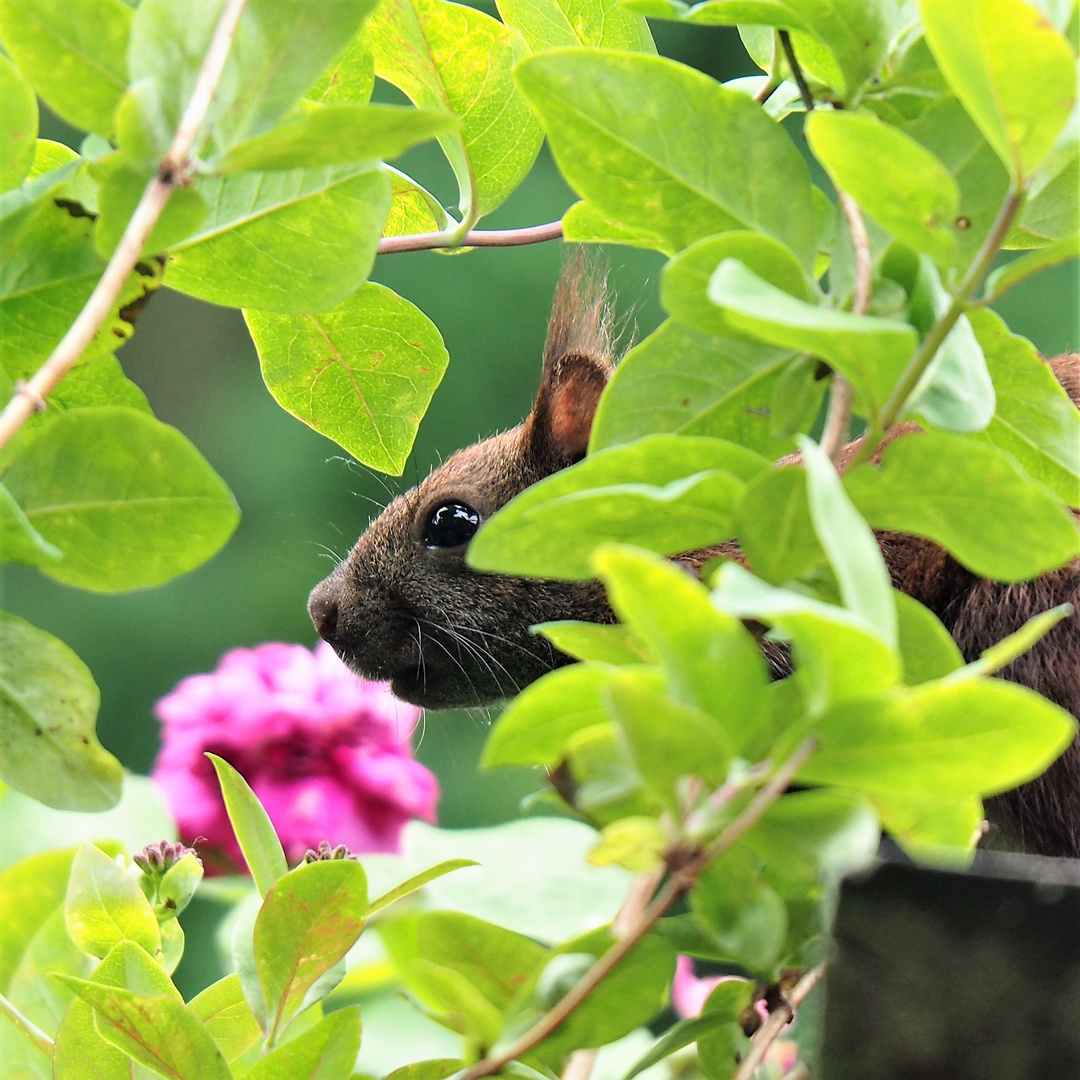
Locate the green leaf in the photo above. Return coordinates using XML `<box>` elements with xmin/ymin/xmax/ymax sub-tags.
<box><xmin>91</xmin><ymin>153</ymin><xmax>209</xmax><ymax>256</ymax></box>
<box><xmin>367</xmin><ymin>859</ymin><xmax>478</xmax><ymax>917</ymax></box>
<box><xmin>496</xmin><ymin>0</ymin><xmax>655</xmax><ymax>52</ymax></box>
<box><xmin>533</xmin><ymin>622</ymin><xmax>651</xmax><ymax>666</ymax></box>
<box><xmin>948</xmin><ymin>604</ymin><xmax>1074</xmax><ymax>681</ymax></box>
<box><xmin>664</xmin><ymin>231</ymin><xmax>813</xmax><ymax>332</ymax></box>
<box><xmin>797</xmin><ymin>678</ymin><xmax>1077</xmax><ymax>798</ymax></box>
<box><xmin>0</xmin><ymin>54</ymin><xmax>36</xmax><ymax>192</ymax></box>
<box><xmin>692</xmin><ymin>849</ymin><xmax>787</xmax><ymax>975</ymax></box>
<box><xmin>968</xmin><ymin>308</ymin><xmax>1080</xmax><ymax>506</ymax></box>
<box><xmin>131</xmin><ymin>0</ymin><xmax>380</xmax><ymax>152</ymax></box>
<box><xmin>799</xmin><ymin>435</ymin><xmax>897</xmax><ymax>646</ymax></box>
<box><xmin>735</xmin><ymin>465</ymin><xmax>824</xmax><ymax>585</ymax></box>
<box><xmin>516</xmin><ymin>50</ymin><xmax>815</xmax><ymax>263</ymax></box>
<box><xmin>417</xmin><ymin>911</ymin><xmax>547</xmax><ymax>1010</ymax></box>
<box><xmin>368</xmin><ymin>0</ymin><xmax>542</xmax><ymax>216</ymax></box>
<box><xmin>0</xmin><ymin>847</ymin><xmax>90</xmax><ymax>1072</ymax></box>
<box><xmin>0</xmin><ymin>0</ymin><xmax>131</xmax><ymax>136</ymax></box>
<box><xmin>528</xmin><ymin>933</ymin><xmax>675</xmax><ymax>1064</ymax></box>
<box><xmin>65</xmin><ymin>842</ymin><xmax>161</xmax><ymax>960</ymax></box>
<box><xmin>1014</xmin><ymin>151</ymin><xmax>1079</xmax><ymax>244</ymax></box>
<box><xmin>247</xmin><ymin>282</ymin><xmax>449</xmax><ymax>475</ymax></box>
<box><xmin>384</xmin><ymin>168</ymin><xmax>449</xmax><ymax>236</ymax></box>
<box><xmin>411</xmin><ymin>958</ymin><xmax>504</xmax><ymax>1047</ymax></box>
<box><xmin>707</xmin><ymin>259</ymin><xmax>917</xmax><ymax>422</ymax></box>
<box><xmin>900</xmin><ymin>96</ymin><xmax>1010</xmax><ymax>267</ymax></box>
<box><xmin>188</xmin><ymin>974</ymin><xmax>262</xmax><ymax>1062</ymax></box>
<box><xmin>564</xmin><ymin>720</ymin><xmax>651</xmax><ymax>818</ymax></box>
<box><xmin>218</xmin><ymin>104</ymin><xmax>456</xmax><ymax>174</ymax></box>
<box><xmin>0</xmin><ymin>179</ymin><xmax>162</xmax><ymax>378</ymax></box>
<box><xmin>923</xmin><ymin>0</ymin><xmax>1077</xmax><ymax>180</ymax></box>
<box><xmin>604</xmin><ymin>671</ymin><xmax>733</xmax><ymax>811</ymax></box>
<box><xmin>481</xmin><ymin>662</ymin><xmax>621</xmax><ymax>768</ymax></box>
<box><xmin>468</xmin><ymin>435</ymin><xmax>767</xmax><ymax>580</ymax></box>
<box><xmin>983</xmin><ymin>234</ymin><xmax>1080</xmax><ymax>301</ymax></box>
<box><xmin>806</xmin><ymin>109</ymin><xmax>959</xmax><ymax>263</ymax></box>
<box><xmin>712</xmin><ymin>564</ymin><xmax>901</xmax><ymax>714</ymax></box>
<box><xmin>307</xmin><ymin>31</ymin><xmax>375</xmax><ymax>106</ymax></box>
<box><xmin>52</xmin><ymin>940</ymin><xmax>180</xmax><ymax>1080</ymax></box>
<box><xmin>166</xmin><ymin>164</ymin><xmax>391</xmax><ymax>314</ymax></box>
<box><xmin>589</xmin><ymin>321</ymin><xmax>809</xmax><ymax>458</ymax></box>
<box><xmin>2</xmin><ymin>406</ymin><xmax>240</xmax><ymax>591</ymax></box>
<box><xmin>870</xmin><ymin>791</ymin><xmax>984</xmax><ymax>854</ymax></box>
<box><xmin>845</xmin><ymin>429</ymin><xmax>1080</xmax><ymax>581</ymax></box>
<box><xmin>618</xmin><ymin>1010</ymin><xmax>739</xmax><ymax>1080</ymax></box>
<box><xmin>894</xmin><ymin>591</ymin><xmax>964</xmax><ymax>685</ymax></box>
<box><xmin>207</xmin><ymin>754</ymin><xmax>288</xmax><ymax>897</ymax></box>
<box><xmin>248</xmin><ymin>1007</ymin><xmax>361</xmax><ymax>1080</ymax></box>
<box><xmin>592</xmin><ymin>545</ymin><xmax>769</xmax><ymax>753</ymax></box>
<box><xmin>696</xmin><ymin>981</ymin><xmax>753</xmax><ymax>1080</ymax></box>
<box><xmin>904</xmin><ymin>256</ymin><xmax>994</xmax><ymax>433</ymax></box>
<box><xmin>0</xmin><ymin>613</ymin><xmax>121</xmax><ymax>811</ymax></box>
<box><xmin>0</xmin><ymin>481</ymin><xmax>61</xmax><ymax>566</ymax></box>
<box><xmin>255</xmin><ymin>859</ymin><xmax>368</xmax><ymax>1039</ymax></box>
<box><xmin>744</xmin><ymin>789</ymin><xmax>880</xmax><ymax>898</ymax></box>
<box><xmin>56</xmin><ymin>976</ymin><xmax>232</xmax><ymax>1080</ymax></box>
<box><xmin>561</xmin><ymin>199</ymin><xmax>671</xmax><ymax>253</ymax></box>
<box><xmin>384</xmin><ymin>1059</ymin><xmax>463</xmax><ymax>1080</ymax></box>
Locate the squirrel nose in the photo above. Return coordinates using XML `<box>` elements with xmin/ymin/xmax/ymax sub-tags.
<box><xmin>308</xmin><ymin>583</ymin><xmax>339</xmax><ymax>642</ymax></box>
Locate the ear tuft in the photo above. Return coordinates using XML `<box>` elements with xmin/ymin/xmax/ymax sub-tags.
<box><xmin>526</xmin><ymin>250</ymin><xmax>617</xmax><ymax>464</ymax></box>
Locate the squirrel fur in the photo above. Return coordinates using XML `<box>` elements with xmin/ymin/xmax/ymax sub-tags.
<box><xmin>309</xmin><ymin>257</ymin><xmax>1080</xmax><ymax>858</ymax></box>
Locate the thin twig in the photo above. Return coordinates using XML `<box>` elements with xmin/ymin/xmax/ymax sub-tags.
<box><xmin>753</xmin><ymin>76</ymin><xmax>781</xmax><ymax>105</ymax></box>
<box><xmin>457</xmin><ymin>738</ymin><xmax>818</xmax><ymax>1080</ymax></box>
<box><xmin>379</xmin><ymin>219</ymin><xmax>564</xmax><ymax>254</ymax></box>
<box><xmin>821</xmin><ymin>191</ymin><xmax>868</xmax><ymax>467</ymax></box>
<box><xmin>778</xmin><ymin>30</ymin><xmax>814</xmax><ymax>112</ymax></box>
<box><xmin>0</xmin><ymin>990</ymin><xmax>54</xmax><ymax>1057</ymax></box>
<box><xmin>732</xmin><ymin>964</ymin><xmax>825</xmax><ymax>1080</ymax></box>
<box><xmin>0</xmin><ymin>0</ymin><xmax>250</xmax><ymax>454</ymax></box>
<box><xmin>561</xmin><ymin>1049</ymin><xmax>598</xmax><ymax>1080</ymax></box>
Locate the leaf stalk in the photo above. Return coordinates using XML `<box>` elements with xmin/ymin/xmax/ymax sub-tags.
<box><xmin>0</xmin><ymin>990</ymin><xmax>54</xmax><ymax>1058</ymax></box>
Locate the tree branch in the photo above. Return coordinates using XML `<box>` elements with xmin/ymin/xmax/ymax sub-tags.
<box><xmin>0</xmin><ymin>0</ymin><xmax>250</xmax><ymax>454</ymax></box>
<box><xmin>0</xmin><ymin>990</ymin><xmax>54</xmax><ymax>1058</ymax></box>
<box><xmin>457</xmin><ymin>738</ymin><xmax>818</xmax><ymax>1080</ymax></box>
<box><xmin>876</xmin><ymin>187</ymin><xmax>1025</xmax><ymax>432</ymax></box>
<box><xmin>378</xmin><ymin>219</ymin><xmax>564</xmax><ymax>255</ymax></box>
<box><xmin>731</xmin><ymin>964</ymin><xmax>824</xmax><ymax>1080</ymax></box>
<box><xmin>778</xmin><ymin>31</ymin><xmax>814</xmax><ymax>112</ymax></box>
<box><xmin>821</xmin><ymin>191</ymin><xmax>868</xmax><ymax>467</ymax></box>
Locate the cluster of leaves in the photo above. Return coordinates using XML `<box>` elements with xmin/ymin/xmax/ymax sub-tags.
<box><xmin>0</xmin><ymin>0</ymin><xmax>1078</xmax><ymax>1077</ymax></box>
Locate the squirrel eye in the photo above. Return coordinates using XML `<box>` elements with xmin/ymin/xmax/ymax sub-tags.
<box><xmin>422</xmin><ymin>501</ymin><xmax>481</xmax><ymax>549</ymax></box>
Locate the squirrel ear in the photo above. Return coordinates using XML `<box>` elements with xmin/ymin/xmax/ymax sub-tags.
<box><xmin>524</xmin><ymin>251</ymin><xmax>615</xmax><ymax>464</ymax></box>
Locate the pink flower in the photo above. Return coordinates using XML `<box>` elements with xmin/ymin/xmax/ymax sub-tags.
<box><xmin>673</xmin><ymin>954</ymin><xmax>744</xmax><ymax>1018</ymax></box>
<box><xmin>152</xmin><ymin>641</ymin><xmax>439</xmax><ymax>871</ymax></box>
<box><xmin>673</xmin><ymin>957</ymin><xmax>800</xmax><ymax>1077</ymax></box>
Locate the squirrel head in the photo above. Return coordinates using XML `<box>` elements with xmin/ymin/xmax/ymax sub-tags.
<box><xmin>309</xmin><ymin>254</ymin><xmax>618</xmax><ymax>708</ymax></box>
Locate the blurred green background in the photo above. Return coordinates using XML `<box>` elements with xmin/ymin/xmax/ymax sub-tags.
<box><xmin>1</xmin><ymin>17</ymin><xmax>1077</xmax><ymax>839</ymax></box>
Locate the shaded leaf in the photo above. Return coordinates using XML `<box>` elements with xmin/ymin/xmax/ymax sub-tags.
<box><xmin>247</xmin><ymin>1007</ymin><xmax>361</xmax><ymax>1080</ymax></box>
<box><xmin>0</xmin><ymin>613</ymin><xmax>121</xmax><ymax>811</ymax></box>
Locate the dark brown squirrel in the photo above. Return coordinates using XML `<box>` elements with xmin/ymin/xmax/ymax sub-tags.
<box><xmin>309</xmin><ymin>259</ymin><xmax>1080</xmax><ymax>859</ymax></box>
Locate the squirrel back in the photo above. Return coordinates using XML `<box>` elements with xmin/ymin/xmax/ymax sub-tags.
<box><xmin>309</xmin><ymin>259</ymin><xmax>1080</xmax><ymax>856</ymax></box>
